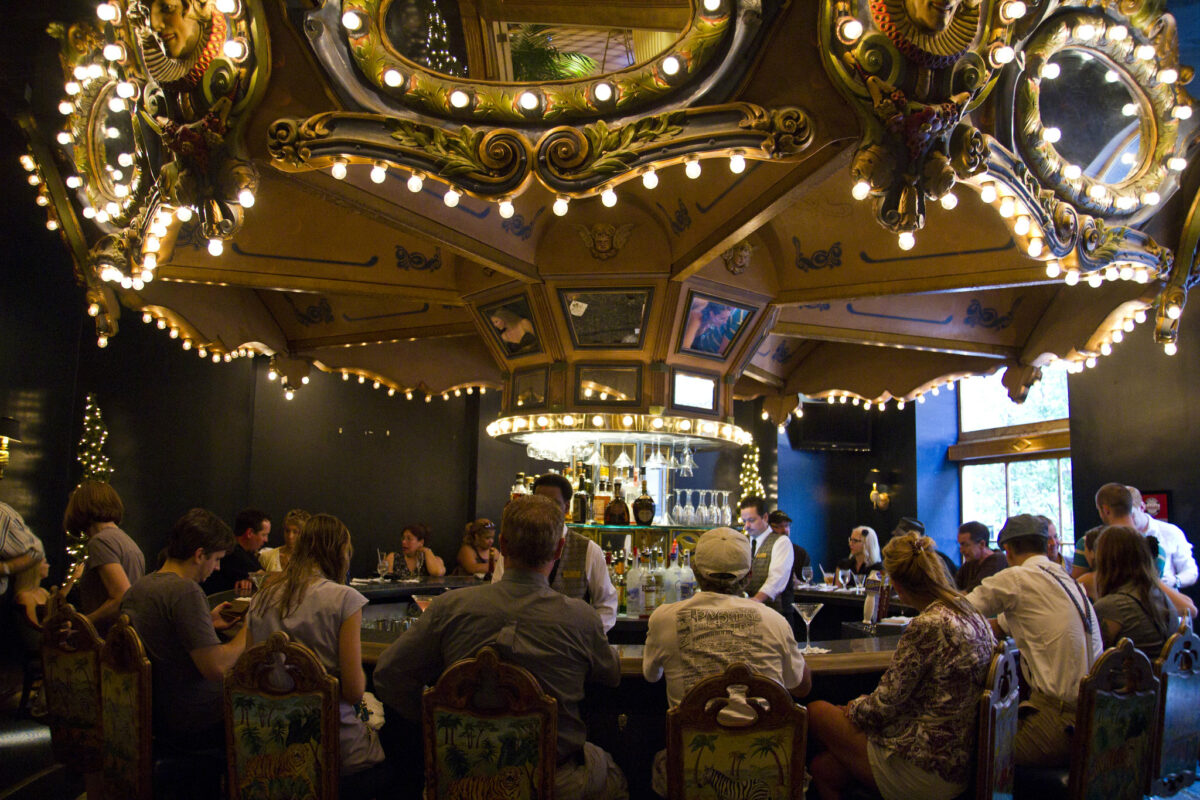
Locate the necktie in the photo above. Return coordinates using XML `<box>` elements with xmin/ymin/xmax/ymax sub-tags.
<box><xmin>751</xmin><ymin>537</ymin><xmax>758</xmax><ymax>559</ymax></box>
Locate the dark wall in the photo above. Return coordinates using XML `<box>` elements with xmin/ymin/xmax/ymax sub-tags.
<box><xmin>250</xmin><ymin>363</ymin><xmax>478</xmax><ymax>577</ymax></box>
<box><xmin>1069</xmin><ymin>303</ymin><xmax>1200</xmax><ymax>598</ymax></box>
<box><xmin>776</xmin><ymin>403</ymin><xmax>918</xmax><ymax>570</ymax></box>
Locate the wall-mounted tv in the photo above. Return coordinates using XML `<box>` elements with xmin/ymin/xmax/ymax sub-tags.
<box><xmin>785</xmin><ymin>403</ymin><xmax>872</xmax><ymax>452</ymax></box>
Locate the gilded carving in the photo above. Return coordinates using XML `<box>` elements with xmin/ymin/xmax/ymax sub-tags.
<box><xmin>576</xmin><ymin>223</ymin><xmax>635</xmax><ymax>261</ymax></box>
<box><xmin>870</xmin><ymin>0</ymin><xmax>982</xmax><ymax>67</ymax></box>
<box><xmin>722</xmin><ymin>241</ymin><xmax>753</xmax><ymax>275</ymax></box>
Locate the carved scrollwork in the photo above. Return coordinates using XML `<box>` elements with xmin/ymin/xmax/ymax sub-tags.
<box><xmin>948</xmin><ymin>123</ymin><xmax>989</xmax><ymax>178</ymax></box>
<box><xmin>761</xmin><ymin>108</ymin><xmax>814</xmax><ymax>156</ymax></box>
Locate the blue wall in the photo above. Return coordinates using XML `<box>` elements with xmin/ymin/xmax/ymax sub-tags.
<box><xmin>914</xmin><ymin>390</ymin><xmax>962</xmax><ymax>555</ymax></box>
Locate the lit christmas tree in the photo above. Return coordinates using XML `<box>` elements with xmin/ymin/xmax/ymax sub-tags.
<box><xmin>424</xmin><ymin>2</ymin><xmax>464</xmax><ymax>76</ymax></box>
<box><xmin>740</xmin><ymin>443</ymin><xmax>764</xmax><ymax>500</ymax></box>
<box><xmin>70</xmin><ymin>394</ymin><xmax>112</xmax><ymax>564</ymax></box>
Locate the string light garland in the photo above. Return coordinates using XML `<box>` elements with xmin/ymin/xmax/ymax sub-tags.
<box><xmin>740</xmin><ymin>442</ymin><xmax>765</xmax><ymax>500</ymax></box>
<box><xmin>70</xmin><ymin>393</ymin><xmax>113</xmax><ymax>563</ymax></box>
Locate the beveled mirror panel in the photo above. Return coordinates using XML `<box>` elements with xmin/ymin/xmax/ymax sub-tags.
<box><xmin>576</xmin><ymin>364</ymin><xmax>642</xmax><ymax>405</ymax></box>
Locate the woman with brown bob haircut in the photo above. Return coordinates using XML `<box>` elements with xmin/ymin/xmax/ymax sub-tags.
<box><xmin>808</xmin><ymin>532</ymin><xmax>995</xmax><ymax>800</ymax></box>
<box><xmin>1093</xmin><ymin>525</ymin><xmax>1180</xmax><ymax>655</ymax></box>
<box><xmin>64</xmin><ymin>481</ymin><xmax>145</xmax><ymax>634</ymax></box>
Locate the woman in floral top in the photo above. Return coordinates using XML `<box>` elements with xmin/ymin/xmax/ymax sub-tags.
<box><xmin>808</xmin><ymin>532</ymin><xmax>996</xmax><ymax>800</ymax></box>
<box><xmin>388</xmin><ymin>523</ymin><xmax>446</xmax><ymax>578</ymax></box>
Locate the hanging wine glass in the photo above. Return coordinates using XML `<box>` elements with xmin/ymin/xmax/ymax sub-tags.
<box><xmin>720</xmin><ymin>490</ymin><xmax>732</xmax><ymax>526</ymax></box>
<box><xmin>707</xmin><ymin>490</ymin><xmax>720</xmax><ymax>525</ymax></box>
<box><xmin>667</xmin><ymin>448</ymin><xmax>681</xmax><ymax>471</ymax></box>
<box><xmin>672</xmin><ymin>489</ymin><xmax>687</xmax><ymax>524</ymax></box>
<box><xmin>646</xmin><ymin>442</ymin><xmax>666</xmax><ymax>469</ymax></box>
<box><xmin>682</xmin><ymin>490</ymin><xmax>696</xmax><ymax>526</ymax></box>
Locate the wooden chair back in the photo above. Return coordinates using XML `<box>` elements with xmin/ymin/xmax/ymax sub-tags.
<box><xmin>973</xmin><ymin>639</ymin><xmax>1019</xmax><ymax>800</ymax></box>
<box><xmin>1067</xmin><ymin>637</ymin><xmax>1160</xmax><ymax>800</ymax></box>
<box><xmin>1151</xmin><ymin>622</ymin><xmax>1200</xmax><ymax>796</ymax></box>
<box><xmin>421</xmin><ymin>646</ymin><xmax>558</xmax><ymax>800</ymax></box>
<box><xmin>665</xmin><ymin>663</ymin><xmax>807</xmax><ymax>800</ymax></box>
<box><xmin>41</xmin><ymin>601</ymin><xmax>104</xmax><ymax>772</ymax></box>
<box><xmin>99</xmin><ymin>614</ymin><xmax>153</xmax><ymax>800</ymax></box>
<box><xmin>224</xmin><ymin>631</ymin><xmax>340</xmax><ymax>800</ymax></box>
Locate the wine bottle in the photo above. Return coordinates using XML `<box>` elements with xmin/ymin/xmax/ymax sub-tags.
<box><xmin>633</xmin><ymin>469</ymin><xmax>656</xmax><ymax>525</ymax></box>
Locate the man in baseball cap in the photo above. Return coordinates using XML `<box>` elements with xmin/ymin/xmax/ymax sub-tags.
<box><xmin>642</xmin><ymin>527</ymin><xmax>811</xmax><ymax>794</ymax></box>
<box><xmin>965</xmin><ymin>513</ymin><xmax>1101</xmax><ymax>768</ymax></box>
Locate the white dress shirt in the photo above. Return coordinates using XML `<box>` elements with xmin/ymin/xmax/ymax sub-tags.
<box><xmin>1142</xmin><ymin>517</ymin><xmax>1198</xmax><ymax>588</ymax></box>
<box><xmin>491</xmin><ymin>526</ymin><xmax>618</xmax><ymax>632</ymax></box>
<box><xmin>966</xmin><ymin>555</ymin><xmax>1102</xmax><ymax>706</ymax></box>
<box><xmin>749</xmin><ymin>529</ymin><xmax>794</xmax><ymax>601</ymax></box>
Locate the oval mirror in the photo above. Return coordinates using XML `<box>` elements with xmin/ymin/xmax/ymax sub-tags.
<box><xmin>87</xmin><ymin>81</ymin><xmax>142</xmax><ymax>203</ymax></box>
<box><xmin>1039</xmin><ymin>48</ymin><xmax>1145</xmax><ymax>184</ymax></box>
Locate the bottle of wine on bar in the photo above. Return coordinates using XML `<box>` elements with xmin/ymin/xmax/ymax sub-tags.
<box><xmin>664</xmin><ymin>542</ymin><xmax>680</xmax><ymax>604</ymax></box>
<box><xmin>632</xmin><ymin>468</ymin><xmax>656</xmax><ymax>525</ymax></box>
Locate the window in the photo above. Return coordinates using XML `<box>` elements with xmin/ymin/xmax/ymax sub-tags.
<box><xmin>954</xmin><ymin>368</ymin><xmax>1074</xmax><ymax>548</ymax></box>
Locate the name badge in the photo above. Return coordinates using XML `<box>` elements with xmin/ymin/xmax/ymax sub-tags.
<box><xmin>562</xmin><ymin>569</ymin><xmax>583</xmax><ymax>579</ymax></box>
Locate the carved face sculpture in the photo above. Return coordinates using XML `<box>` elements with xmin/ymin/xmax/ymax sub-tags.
<box><xmin>903</xmin><ymin>0</ymin><xmax>963</xmax><ymax>33</ymax></box>
<box><xmin>592</xmin><ymin>224</ymin><xmax>615</xmax><ymax>254</ymax></box>
<box><xmin>149</xmin><ymin>0</ymin><xmax>204</xmax><ymax>59</ymax></box>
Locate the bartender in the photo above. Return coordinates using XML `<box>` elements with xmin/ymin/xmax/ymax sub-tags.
<box><xmin>491</xmin><ymin>473</ymin><xmax>618</xmax><ymax>631</ymax></box>
<box><xmin>740</xmin><ymin>496</ymin><xmax>795</xmax><ymax>620</ymax></box>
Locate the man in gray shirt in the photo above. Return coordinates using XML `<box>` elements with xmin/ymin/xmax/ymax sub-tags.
<box><xmin>375</xmin><ymin>494</ymin><xmax>626</xmax><ymax>799</ymax></box>
<box><xmin>121</xmin><ymin>508</ymin><xmax>247</xmax><ymax>754</ymax></box>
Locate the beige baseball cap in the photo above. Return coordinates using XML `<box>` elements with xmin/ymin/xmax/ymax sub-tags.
<box><xmin>692</xmin><ymin>527</ymin><xmax>752</xmax><ymax>579</ymax></box>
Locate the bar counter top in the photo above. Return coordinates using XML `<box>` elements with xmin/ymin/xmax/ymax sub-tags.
<box><xmin>362</xmin><ymin>630</ymin><xmax>900</xmax><ymax>676</ymax></box>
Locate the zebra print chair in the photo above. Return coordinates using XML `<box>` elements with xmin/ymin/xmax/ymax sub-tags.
<box><xmin>665</xmin><ymin>662</ymin><xmax>807</xmax><ymax>800</ymax></box>
<box><xmin>421</xmin><ymin>645</ymin><xmax>558</xmax><ymax>800</ymax></box>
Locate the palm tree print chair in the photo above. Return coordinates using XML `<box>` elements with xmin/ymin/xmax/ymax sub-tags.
<box><xmin>666</xmin><ymin>662</ymin><xmax>808</xmax><ymax>800</ymax></box>
<box><xmin>41</xmin><ymin>601</ymin><xmax>104</xmax><ymax>775</ymax></box>
<box><xmin>224</xmin><ymin>631</ymin><xmax>340</xmax><ymax>800</ymax></box>
<box><xmin>99</xmin><ymin>614</ymin><xmax>153</xmax><ymax>800</ymax></box>
<box><xmin>421</xmin><ymin>645</ymin><xmax>557</xmax><ymax>800</ymax></box>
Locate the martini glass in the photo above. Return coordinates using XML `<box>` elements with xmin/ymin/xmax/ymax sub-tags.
<box><xmin>412</xmin><ymin>595</ymin><xmax>437</xmax><ymax>613</ymax></box>
<box><xmin>853</xmin><ymin>572</ymin><xmax>866</xmax><ymax>593</ymax></box>
<box><xmin>794</xmin><ymin>602</ymin><xmax>824</xmax><ymax>653</ymax></box>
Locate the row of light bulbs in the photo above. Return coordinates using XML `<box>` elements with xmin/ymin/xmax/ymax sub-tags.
<box><xmin>331</xmin><ymin>152</ymin><xmax>747</xmax><ymax>217</ymax></box>
<box><xmin>486</xmin><ymin>413</ymin><xmax>753</xmax><ymax>446</ymax></box>
<box><xmin>133</xmin><ymin>308</ymin><xmax>253</xmax><ymax>362</ymax></box>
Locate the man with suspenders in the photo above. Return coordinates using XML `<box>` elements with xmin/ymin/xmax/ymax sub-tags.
<box><xmin>964</xmin><ymin>514</ymin><xmax>1102</xmax><ymax>768</ymax></box>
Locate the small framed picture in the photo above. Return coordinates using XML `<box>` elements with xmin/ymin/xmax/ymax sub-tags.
<box><xmin>511</xmin><ymin>367</ymin><xmax>548</xmax><ymax>410</ymax></box>
<box><xmin>558</xmin><ymin>288</ymin><xmax>653</xmax><ymax>349</ymax></box>
<box><xmin>479</xmin><ymin>295</ymin><xmax>541</xmax><ymax>358</ymax></box>
<box><xmin>1141</xmin><ymin>489</ymin><xmax>1171</xmax><ymax>522</ymax></box>
<box><xmin>671</xmin><ymin>369</ymin><xmax>719</xmax><ymax>414</ymax></box>
<box><xmin>677</xmin><ymin>291</ymin><xmax>755</xmax><ymax>360</ymax></box>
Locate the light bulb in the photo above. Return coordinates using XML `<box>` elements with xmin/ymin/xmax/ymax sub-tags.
<box><xmin>103</xmin><ymin>43</ymin><xmax>124</xmax><ymax>61</ymax></box>
<box><xmin>1135</xmin><ymin>44</ymin><xmax>1156</xmax><ymax>60</ymax></box>
<box><xmin>370</xmin><ymin>162</ymin><xmax>387</xmax><ymax>183</ymax></box>
<box><xmin>1165</xmin><ymin>342</ymin><xmax>1178</xmax><ymax>356</ymax></box>
<box><xmin>601</xmin><ymin>187</ymin><xmax>617</xmax><ymax>207</ymax></box>
<box><xmin>142</xmin><ymin>312</ymin><xmax>153</xmax><ymax>323</ymax></box>
<box><xmin>1014</xmin><ymin>215</ymin><xmax>1030</xmax><ymax>235</ymax></box>
<box><xmin>593</xmin><ymin>82</ymin><xmax>613</xmax><ymax>102</ymax></box>
<box><xmin>116</xmin><ymin>81</ymin><xmax>136</xmax><ymax>99</ymax></box>
<box><xmin>176</xmin><ymin>205</ymin><xmax>193</xmax><ymax>221</ymax></box>
<box><xmin>1166</xmin><ymin>303</ymin><xmax>1182</xmax><ymax>320</ymax></box>
<box><xmin>97</xmin><ymin>336</ymin><xmax>108</xmax><ymax>348</ymax></box>
<box><xmin>1122</xmin><ymin>318</ymin><xmax>1135</xmax><ymax>332</ymax></box>
<box><xmin>1100</xmin><ymin>342</ymin><xmax>1112</xmax><ymax>355</ymax></box>
<box><xmin>1119</xmin><ymin>265</ymin><xmax>1134</xmax><ymax>281</ymax></box>
<box><xmin>980</xmin><ymin>182</ymin><xmax>997</xmax><ymax>203</ymax></box>
<box><xmin>1063</xmin><ymin>164</ymin><xmax>1082</xmax><ymax>179</ymax></box>
<box><xmin>223</xmin><ymin>39</ymin><xmax>246</xmax><ymax>60</ymax></box>
<box><xmin>851</xmin><ymin>180</ymin><xmax>871</xmax><ymax>200</ymax></box>
<box><xmin>1111</xmin><ymin>328</ymin><xmax>1124</xmax><ymax>342</ymax></box>
<box><xmin>237</xmin><ymin>188</ymin><xmax>255</xmax><ymax>208</ymax></box>
<box><xmin>96</xmin><ymin>2</ymin><xmax>118</xmax><ymax>21</ymax></box>
<box><xmin>661</xmin><ymin>56</ymin><xmax>680</xmax><ymax>76</ymax></box>
<box><xmin>518</xmin><ymin>91</ymin><xmax>539</xmax><ymax>110</ymax></box>
<box><xmin>704</xmin><ymin>0</ymin><xmax>720</xmax><ymax>9</ymax></box>
<box><xmin>940</xmin><ymin>192</ymin><xmax>958</xmax><ymax>210</ymax></box>
<box><xmin>642</xmin><ymin>168</ymin><xmax>658</xmax><ymax>189</ymax></box>
<box><xmin>1134</xmin><ymin>309</ymin><xmax>1147</xmax><ymax>324</ymax></box>
<box><xmin>1159</xmin><ymin>69</ymin><xmax>1179</xmax><ymax>85</ymax></box>
<box><xmin>1045</xmin><ymin>260</ymin><xmax>1061</xmax><ymax>278</ymax></box>
<box><xmin>444</xmin><ymin>188</ymin><xmax>460</xmax><ymax>207</ymax></box>
<box><xmin>1086</xmin><ymin>356</ymin><xmax>1097</xmax><ymax>368</ymax></box>
<box><xmin>1041</xmin><ymin>62</ymin><xmax>1061</xmax><ymax>80</ymax></box>
<box><xmin>1142</xmin><ymin>191</ymin><xmax>1160</xmax><ymax>205</ymax></box>
<box><xmin>341</xmin><ymin>10</ymin><xmax>363</xmax><ymax>31</ymax></box>
<box><xmin>999</xmin><ymin>196</ymin><xmax>1015</xmax><ymax>217</ymax></box>
<box><xmin>498</xmin><ymin>199</ymin><xmax>514</xmax><ymax>218</ymax></box>
<box><xmin>87</xmin><ymin>63</ymin><xmax>104</xmax><ymax>79</ymax></box>
<box><xmin>383</xmin><ymin>69</ymin><xmax>403</xmax><ymax>87</ymax></box>
<box><xmin>729</xmin><ymin>153</ymin><xmax>746</xmax><ymax>173</ymax></box>
<box><xmin>59</xmin><ymin>100</ymin><xmax>74</xmax><ymax>115</ymax></box>
<box><xmin>552</xmin><ymin>196</ymin><xmax>569</xmax><ymax>216</ymax></box>
<box><xmin>285</xmin><ymin>389</ymin><xmax>294</xmax><ymax>400</ymax></box>
<box><xmin>1001</xmin><ymin>0</ymin><xmax>1026</xmax><ymax>20</ymax></box>
<box><xmin>685</xmin><ymin>158</ymin><xmax>701</xmax><ymax>179</ymax></box>
<box><xmin>330</xmin><ymin>158</ymin><xmax>347</xmax><ymax>180</ymax></box>
<box><xmin>449</xmin><ymin>90</ymin><xmax>470</xmax><ymax>108</ymax></box>
<box><xmin>1027</xmin><ymin>237</ymin><xmax>1044</xmax><ymax>257</ymax></box>
<box><xmin>216</xmin><ymin>0</ymin><xmax>237</xmax><ymax>12</ymax></box>
<box><xmin>1065</xmin><ymin>269</ymin><xmax>1079</xmax><ymax>285</ymax></box>
<box><xmin>140</xmin><ymin>269</ymin><xmax>153</xmax><ymax>282</ymax></box>
<box><xmin>1042</xmin><ymin>127</ymin><xmax>1062</xmax><ymax>143</ymax></box>
<box><xmin>1173</xmin><ymin>106</ymin><xmax>1193</xmax><ymax>120</ymax></box>
<box><xmin>108</xmin><ymin>96</ymin><xmax>126</xmax><ymax>113</ymax></box>
<box><xmin>1107</xmin><ymin>25</ymin><xmax>1127</xmax><ymax>41</ymax></box>
<box><xmin>838</xmin><ymin>17</ymin><xmax>864</xmax><ymax>41</ymax></box>
<box><xmin>1074</xmin><ymin>23</ymin><xmax>1097</xmax><ymax>40</ymax></box>
<box><xmin>1168</xmin><ymin>156</ymin><xmax>1187</xmax><ymax>171</ymax></box>
<box><xmin>207</xmin><ymin>238</ymin><xmax>224</xmax><ymax>256</ymax></box>
<box><xmin>990</xmin><ymin>45</ymin><xmax>1015</xmax><ymax>65</ymax></box>
<box><xmin>407</xmin><ymin>172</ymin><xmax>423</xmax><ymax>192</ymax></box>
<box><xmin>1088</xmin><ymin>271</ymin><xmax>1103</xmax><ymax>288</ymax></box>
<box><xmin>897</xmin><ymin>231</ymin><xmax>915</xmax><ymax>250</ymax></box>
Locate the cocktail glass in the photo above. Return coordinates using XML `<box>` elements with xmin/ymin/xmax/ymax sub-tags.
<box><xmin>794</xmin><ymin>602</ymin><xmax>824</xmax><ymax>653</ymax></box>
<box><xmin>376</xmin><ymin>555</ymin><xmax>390</xmax><ymax>581</ymax></box>
<box><xmin>801</xmin><ymin>566</ymin><xmax>814</xmax><ymax>585</ymax></box>
<box><xmin>853</xmin><ymin>572</ymin><xmax>866</xmax><ymax>593</ymax></box>
<box><xmin>838</xmin><ymin>568</ymin><xmax>853</xmax><ymax>589</ymax></box>
<box><xmin>412</xmin><ymin>595</ymin><xmax>437</xmax><ymax>613</ymax></box>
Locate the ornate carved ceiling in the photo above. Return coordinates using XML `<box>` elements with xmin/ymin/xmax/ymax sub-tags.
<box><xmin>11</xmin><ymin>0</ymin><xmax>1198</xmax><ymax>424</ymax></box>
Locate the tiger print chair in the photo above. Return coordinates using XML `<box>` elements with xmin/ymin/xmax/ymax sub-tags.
<box><xmin>224</xmin><ymin>631</ymin><xmax>340</xmax><ymax>800</ymax></box>
<box><xmin>665</xmin><ymin>662</ymin><xmax>808</xmax><ymax>800</ymax></box>
<box><xmin>421</xmin><ymin>645</ymin><xmax>558</xmax><ymax>800</ymax></box>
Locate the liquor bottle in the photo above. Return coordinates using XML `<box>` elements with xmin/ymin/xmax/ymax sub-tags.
<box><xmin>511</xmin><ymin>472</ymin><xmax>529</xmax><ymax>500</ymax></box>
<box><xmin>643</xmin><ymin>549</ymin><xmax>663</xmax><ymax>617</ymax></box>
<box><xmin>678</xmin><ymin>549</ymin><xmax>696</xmax><ymax>600</ymax></box>
<box><xmin>572</xmin><ymin>487</ymin><xmax>590</xmax><ymax>524</ymax></box>
<box><xmin>605</xmin><ymin>481</ymin><xmax>631</xmax><ymax>525</ymax></box>
<box><xmin>623</xmin><ymin>471</ymin><xmax>640</xmax><ymax>508</ymax></box>
<box><xmin>616</xmin><ymin>565</ymin><xmax>627</xmax><ymax>616</ymax></box>
<box><xmin>626</xmin><ymin>548</ymin><xmax>644</xmax><ymax>617</ymax></box>
<box><xmin>632</xmin><ymin>469</ymin><xmax>656</xmax><ymax>526</ymax></box>
<box><xmin>592</xmin><ymin>479</ymin><xmax>612</xmax><ymax>523</ymax></box>
<box><xmin>663</xmin><ymin>543</ymin><xmax>681</xmax><ymax>604</ymax></box>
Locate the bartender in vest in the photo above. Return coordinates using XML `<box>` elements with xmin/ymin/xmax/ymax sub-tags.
<box><xmin>491</xmin><ymin>473</ymin><xmax>618</xmax><ymax>631</ymax></box>
<box><xmin>739</xmin><ymin>495</ymin><xmax>795</xmax><ymax>621</ymax></box>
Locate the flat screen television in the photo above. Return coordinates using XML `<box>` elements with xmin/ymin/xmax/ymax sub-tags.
<box><xmin>785</xmin><ymin>403</ymin><xmax>872</xmax><ymax>452</ymax></box>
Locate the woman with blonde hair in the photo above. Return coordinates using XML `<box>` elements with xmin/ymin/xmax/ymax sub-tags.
<box><xmin>258</xmin><ymin>508</ymin><xmax>310</xmax><ymax>571</ymax></box>
<box><xmin>837</xmin><ymin>526</ymin><xmax>882</xmax><ymax>582</ymax></box>
<box><xmin>1093</xmin><ymin>525</ymin><xmax>1180</xmax><ymax>655</ymax></box>
<box><xmin>454</xmin><ymin>518</ymin><xmax>497</xmax><ymax>578</ymax></box>
<box><xmin>247</xmin><ymin>514</ymin><xmax>389</xmax><ymax>792</ymax></box>
<box><xmin>64</xmin><ymin>481</ymin><xmax>145</xmax><ymax>634</ymax></box>
<box><xmin>808</xmin><ymin>532</ymin><xmax>995</xmax><ymax>800</ymax></box>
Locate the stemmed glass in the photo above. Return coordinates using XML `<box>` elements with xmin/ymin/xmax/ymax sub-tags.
<box><xmin>719</xmin><ymin>491</ymin><xmax>732</xmax><ymax>525</ymax></box>
<box><xmin>376</xmin><ymin>550</ymin><xmax>390</xmax><ymax>581</ymax></box>
<box><xmin>707</xmin><ymin>491</ymin><xmax>720</xmax><ymax>525</ymax></box>
<box><xmin>801</xmin><ymin>565</ymin><xmax>814</xmax><ymax>586</ymax></box>
<box><xmin>794</xmin><ymin>602</ymin><xmax>824</xmax><ymax>653</ymax></box>
<box><xmin>681</xmin><ymin>491</ymin><xmax>695</xmax><ymax>526</ymax></box>
<box><xmin>673</xmin><ymin>489</ymin><xmax>687</xmax><ymax>524</ymax></box>
<box><xmin>695</xmin><ymin>490</ymin><xmax>709</xmax><ymax>526</ymax></box>
<box><xmin>838</xmin><ymin>568</ymin><xmax>853</xmax><ymax>590</ymax></box>
<box><xmin>690</xmin><ymin>490</ymin><xmax>703</xmax><ymax>526</ymax></box>
<box><xmin>852</xmin><ymin>573</ymin><xmax>866</xmax><ymax>593</ymax></box>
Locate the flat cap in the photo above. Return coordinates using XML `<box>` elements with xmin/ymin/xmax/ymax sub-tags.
<box><xmin>767</xmin><ymin>510</ymin><xmax>792</xmax><ymax>525</ymax></box>
<box><xmin>997</xmin><ymin>513</ymin><xmax>1049</xmax><ymax>545</ymax></box>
